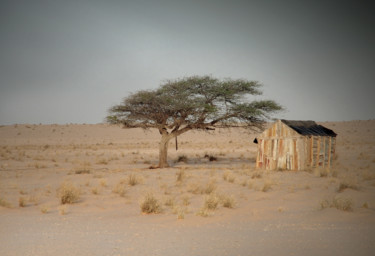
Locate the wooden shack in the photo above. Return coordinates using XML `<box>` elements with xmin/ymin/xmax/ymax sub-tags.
<box><xmin>255</xmin><ymin>120</ymin><xmax>337</xmax><ymax>171</ymax></box>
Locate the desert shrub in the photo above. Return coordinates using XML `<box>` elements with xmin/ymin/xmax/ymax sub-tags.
<box><xmin>0</xmin><ymin>197</ymin><xmax>12</xmax><ymax>208</ymax></box>
<box><xmin>223</xmin><ymin>171</ymin><xmax>235</xmax><ymax>182</ymax></box>
<box><xmin>140</xmin><ymin>193</ymin><xmax>162</xmax><ymax>214</ymax></box>
<box><xmin>99</xmin><ymin>179</ymin><xmax>107</xmax><ymax>187</ymax></box>
<box><xmin>314</xmin><ymin>168</ymin><xmax>330</xmax><ymax>177</ymax></box>
<box><xmin>362</xmin><ymin>170</ymin><xmax>375</xmax><ymax>181</ymax></box>
<box><xmin>251</xmin><ymin>171</ymin><xmax>263</xmax><ymax>179</ymax></box>
<box><xmin>128</xmin><ymin>174</ymin><xmax>140</xmax><ymax>186</ymax></box>
<box><xmin>219</xmin><ymin>195</ymin><xmax>236</xmax><ymax>208</ymax></box>
<box><xmin>96</xmin><ymin>158</ymin><xmax>109</xmax><ymax>165</ymax></box>
<box><xmin>204</xmin><ymin>154</ymin><xmax>217</xmax><ymax>161</ymax></box>
<box><xmin>338</xmin><ymin>179</ymin><xmax>359</xmax><ymax>192</ymax></box>
<box><xmin>112</xmin><ymin>183</ymin><xmax>127</xmax><ymax>197</ymax></box>
<box><xmin>204</xmin><ymin>193</ymin><xmax>220</xmax><ymax>210</ymax></box>
<box><xmin>261</xmin><ymin>180</ymin><xmax>273</xmax><ymax>192</ymax></box>
<box><xmin>18</xmin><ymin>197</ymin><xmax>26</xmax><ymax>207</ymax></box>
<box><xmin>332</xmin><ymin>198</ymin><xmax>353</xmax><ymax>211</ymax></box>
<box><xmin>182</xmin><ymin>196</ymin><xmax>191</xmax><ymax>206</ymax></box>
<box><xmin>91</xmin><ymin>187</ymin><xmax>100</xmax><ymax>195</ymax></box>
<box><xmin>197</xmin><ymin>193</ymin><xmax>220</xmax><ymax>217</ymax></box>
<box><xmin>175</xmin><ymin>206</ymin><xmax>186</xmax><ymax>220</ymax></box>
<box><xmin>320</xmin><ymin>197</ymin><xmax>353</xmax><ymax>212</ymax></box>
<box><xmin>202</xmin><ymin>180</ymin><xmax>217</xmax><ymax>194</ymax></box>
<box><xmin>40</xmin><ymin>206</ymin><xmax>49</xmax><ymax>214</ymax></box>
<box><xmin>58</xmin><ymin>182</ymin><xmax>80</xmax><ymax>204</ymax></box>
<box><xmin>187</xmin><ymin>183</ymin><xmax>202</xmax><ymax>194</ymax></box>
<box><xmin>75</xmin><ymin>169</ymin><xmax>90</xmax><ymax>174</ymax></box>
<box><xmin>196</xmin><ymin>207</ymin><xmax>212</xmax><ymax>217</ymax></box>
<box><xmin>164</xmin><ymin>197</ymin><xmax>175</xmax><ymax>208</ymax></box>
<box><xmin>176</xmin><ymin>155</ymin><xmax>188</xmax><ymax>163</ymax></box>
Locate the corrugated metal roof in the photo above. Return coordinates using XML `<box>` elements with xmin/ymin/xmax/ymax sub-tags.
<box><xmin>281</xmin><ymin>120</ymin><xmax>337</xmax><ymax>137</ymax></box>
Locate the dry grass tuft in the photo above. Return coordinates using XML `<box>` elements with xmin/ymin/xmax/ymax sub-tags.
<box><xmin>112</xmin><ymin>183</ymin><xmax>127</xmax><ymax>197</ymax></box>
<box><xmin>128</xmin><ymin>173</ymin><xmax>141</xmax><ymax>186</ymax></box>
<box><xmin>203</xmin><ymin>193</ymin><xmax>220</xmax><ymax>210</ymax></box>
<box><xmin>362</xmin><ymin>170</ymin><xmax>375</xmax><ymax>181</ymax></box>
<box><xmin>196</xmin><ymin>207</ymin><xmax>212</xmax><ymax>217</ymax></box>
<box><xmin>0</xmin><ymin>197</ymin><xmax>12</xmax><ymax>208</ymax></box>
<box><xmin>140</xmin><ymin>193</ymin><xmax>162</xmax><ymax>214</ymax></box>
<box><xmin>40</xmin><ymin>205</ymin><xmax>49</xmax><ymax>214</ymax></box>
<box><xmin>18</xmin><ymin>197</ymin><xmax>26</xmax><ymax>207</ymax></box>
<box><xmin>57</xmin><ymin>182</ymin><xmax>81</xmax><ymax>204</ymax></box>
<box><xmin>223</xmin><ymin>171</ymin><xmax>236</xmax><ymax>183</ymax></box>
<box><xmin>314</xmin><ymin>168</ymin><xmax>332</xmax><ymax>178</ymax></box>
<box><xmin>75</xmin><ymin>169</ymin><xmax>91</xmax><ymax>174</ymax></box>
<box><xmin>204</xmin><ymin>154</ymin><xmax>217</xmax><ymax>161</ymax></box>
<box><xmin>99</xmin><ymin>179</ymin><xmax>108</xmax><ymax>187</ymax></box>
<box><xmin>261</xmin><ymin>180</ymin><xmax>273</xmax><ymax>192</ymax></box>
<box><xmin>320</xmin><ymin>197</ymin><xmax>354</xmax><ymax>212</ymax></box>
<box><xmin>176</xmin><ymin>155</ymin><xmax>188</xmax><ymax>163</ymax></box>
<box><xmin>175</xmin><ymin>206</ymin><xmax>186</xmax><ymax>220</ymax></box>
<box><xmin>197</xmin><ymin>193</ymin><xmax>220</xmax><ymax>217</ymax></box>
<box><xmin>219</xmin><ymin>194</ymin><xmax>236</xmax><ymax>208</ymax></box>
<box><xmin>91</xmin><ymin>187</ymin><xmax>100</xmax><ymax>195</ymax></box>
<box><xmin>164</xmin><ymin>196</ymin><xmax>175</xmax><ymax>208</ymax></box>
<box><xmin>202</xmin><ymin>180</ymin><xmax>217</xmax><ymax>194</ymax></box>
<box><xmin>251</xmin><ymin>171</ymin><xmax>263</xmax><ymax>179</ymax></box>
<box><xmin>338</xmin><ymin>178</ymin><xmax>359</xmax><ymax>192</ymax></box>
<box><xmin>182</xmin><ymin>196</ymin><xmax>191</xmax><ymax>206</ymax></box>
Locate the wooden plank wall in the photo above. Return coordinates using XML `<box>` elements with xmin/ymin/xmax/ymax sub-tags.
<box><xmin>256</xmin><ymin>120</ymin><xmax>336</xmax><ymax>170</ymax></box>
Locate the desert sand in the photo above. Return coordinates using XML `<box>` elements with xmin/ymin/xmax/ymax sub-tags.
<box><xmin>1</xmin><ymin>120</ymin><xmax>375</xmax><ymax>256</ymax></box>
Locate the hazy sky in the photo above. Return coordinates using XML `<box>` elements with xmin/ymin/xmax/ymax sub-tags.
<box><xmin>1</xmin><ymin>0</ymin><xmax>374</xmax><ymax>124</ymax></box>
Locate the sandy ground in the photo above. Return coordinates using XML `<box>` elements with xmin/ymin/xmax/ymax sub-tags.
<box><xmin>1</xmin><ymin>120</ymin><xmax>375</xmax><ymax>256</ymax></box>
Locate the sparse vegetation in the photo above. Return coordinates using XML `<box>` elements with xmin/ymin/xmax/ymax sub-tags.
<box><xmin>314</xmin><ymin>168</ymin><xmax>331</xmax><ymax>178</ymax></box>
<box><xmin>75</xmin><ymin>169</ymin><xmax>91</xmax><ymax>174</ymax></box>
<box><xmin>18</xmin><ymin>197</ymin><xmax>26</xmax><ymax>207</ymax></box>
<box><xmin>140</xmin><ymin>193</ymin><xmax>162</xmax><ymax>214</ymax></box>
<box><xmin>112</xmin><ymin>183</ymin><xmax>127</xmax><ymax>197</ymax></box>
<box><xmin>176</xmin><ymin>155</ymin><xmax>188</xmax><ymax>163</ymax></box>
<box><xmin>203</xmin><ymin>193</ymin><xmax>220</xmax><ymax>210</ymax></box>
<box><xmin>128</xmin><ymin>174</ymin><xmax>141</xmax><ymax>186</ymax></box>
<box><xmin>261</xmin><ymin>180</ymin><xmax>273</xmax><ymax>192</ymax></box>
<box><xmin>251</xmin><ymin>171</ymin><xmax>263</xmax><ymax>179</ymax></box>
<box><xmin>223</xmin><ymin>171</ymin><xmax>236</xmax><ymax>183</ymax></box>
<box><xmin>202</xmin><ymin>180</ymin><xmax>217</xmax><ymax>194</ymax></box>
<box><xmin>0</xmin><ymin>197</ymin><xmax>12</xmax><ymax>208</ymax></box>
<box><xmin>204</xmin><ymin>154</ymin><xmax>217</xmax><ymax>161</ymax></box>
<box><xmin>338</xmin><ymin>178</ymin><xmax>359</xmax><ymax>192</ymax></box>
<box><xmin>40</xmin><ymin>205</ymin><xmax>49</xmax><ymax>214</ymax></box>
<box><xmin>58</xmin><ymin>182</ymin><xmax>81</xmax><ymax>204</ymax></box>
<box><xmin>220</xmin><ymin>194</ymin><xmax>236</xmax><ymax>208</ymax></box>
<box><xmin>320</xmin><ymin>197</ymin><xmax>354</xmax><ymax>212</ymax></box>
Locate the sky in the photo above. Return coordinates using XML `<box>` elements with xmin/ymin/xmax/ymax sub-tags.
<box><xmin>0</xmin><ymin>0</ymin><xmax>374</xmax><ymax>124</ymax></box>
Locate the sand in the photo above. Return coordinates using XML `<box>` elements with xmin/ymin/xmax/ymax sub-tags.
<box><xmin>1</xmin><ymin>120</ymin><xmax>375</xmax><ymax>256</ymax></box>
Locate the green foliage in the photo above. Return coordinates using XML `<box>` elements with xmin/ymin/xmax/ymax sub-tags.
<box><xmin>107</xmin><ymin>75</ymin><xmax>283</xmax><ymax>167</ymax></box>
<box><xmin>107</xmin><ymin>75</ymin><xmax>283</xmax><ymax>130</ymax></box>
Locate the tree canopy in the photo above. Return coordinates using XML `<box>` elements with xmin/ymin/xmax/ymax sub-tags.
<box><xmin>107</xmin><ymin>75</ymin><xmax>283</xmax><ymax>167</ymax></box>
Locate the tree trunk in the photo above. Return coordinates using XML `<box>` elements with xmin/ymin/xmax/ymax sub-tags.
<box><xmin>158</xmin><ymin>134</ymin><xmax>171</xmax><ymax>168</ymax></box>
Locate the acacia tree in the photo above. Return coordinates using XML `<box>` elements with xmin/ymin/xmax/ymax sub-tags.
<box><xmin>107</xmin><ymin>75</ymin><xmax>283</xmax><ymax>168</ymax></box>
